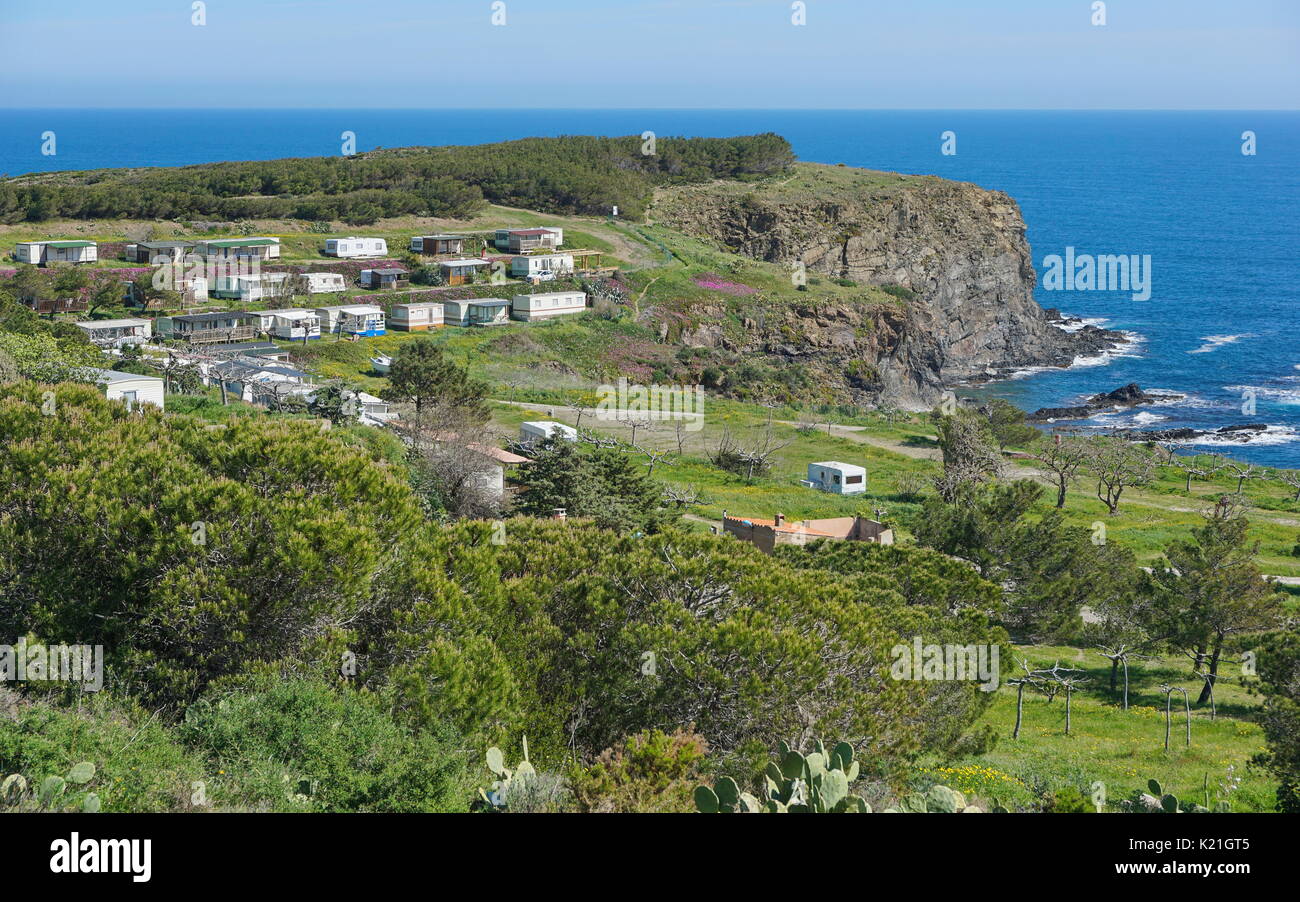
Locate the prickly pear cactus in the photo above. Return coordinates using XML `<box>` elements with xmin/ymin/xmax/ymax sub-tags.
<box><xmin>695</xmin><ymin>738</ymin><xmax>871</xmax><ymax>813</ymax></box>
<box><xmin>479</xmin><ymin>736</ymin><xmax>537</xmax><ymax>809</ymax></box>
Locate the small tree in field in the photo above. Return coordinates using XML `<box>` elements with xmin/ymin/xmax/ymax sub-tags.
<box><xmin>1029</xmin><ymin>432</ymin><xmax>1089</xmax><ymax>508</ymax></box>
<box><xmin>1083</xmin><ymin>436</ymin><xmax>1159</xmax><ymax>515</ymax></box>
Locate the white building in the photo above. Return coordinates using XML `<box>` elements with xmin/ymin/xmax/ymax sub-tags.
<box><xmin>211</xmin><ymin>272</ymin><xmax>290</xmax><ymax>302</ymax></box>
<box><xmin>75</xmin><ymin>318</ymin><xmax>152</xmax><ymax>348</ymax></box>
<box><xmin>519</xmin><ymin>421</ymin><xmax>578</xmax><ymax>447</ymax></box>
<box><xmin>14</xmin><ymin>240</ymin><xmax>98</xmax><ymax>265</ymax></box>
<box><xmin>802</xmin><ymin>461</ymin><xmax>867</xmax><ymax>495</ymax></box>
<box><xmin>194</xmin><ymin>237</ymin><xmax>281</xmax><ymax>260</ymax></box>
<box><xmin>511</xmin><ymin>290</ymin><xmax>587</xmax><ymax>322</ymax></box>
<box><xmin>303</xmin><ymin>272</ymin><xmax>347</xmax><ymax>294</ymax></box>
<box><xmin>316</xmin><ymin>304</ymin><xmax>385</xmax><ymax>336</ymax></box>
<box><xmin>272</xmin><ymin>309</ymin><xmax>321</xmax><ymax>341</ymax></box>
<box><xmin>324</xmin><ymin>237</ymin><xmax>387</xmax><ymax>258</ymax></box>
<box><xmin>390</xmin><ymin>301</ymin><xmax>444</xmax><ymax>331</ymax></box>
<box><xmin>510</xmin><ymin>253</ymin><xmax>574</xmax><ymax>281</ymax></box>
<box><xmin>85</xmin><ymin>368</ymin><xmax>165</xmax><ymax>411</ymax></box>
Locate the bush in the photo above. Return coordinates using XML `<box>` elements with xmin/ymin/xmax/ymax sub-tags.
<box><xmin>179</xmin><ymin>678</ymin><xmax>475</xmax><ymax>812</ymax></box>
<box><xmin>571</xmin><ymin>728</ymin><xmax>708</xmax><ymax>813</ymax></box>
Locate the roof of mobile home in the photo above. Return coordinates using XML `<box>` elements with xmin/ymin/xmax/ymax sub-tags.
<box><xmin>367</xmin><ymin>267</ymin><xmax>407</xmax><ymax>276</ymax></box>
<box><xmin>76</xmin><ymin>318</ymin><xmax>150</xmax><ymax>330</ymax></box>
<box><xmin>439</xmin><ymin>258</ymin><xmax>490</xmax><ymax>267</ymax></box>
<box><xmin>21</xmin><ymin>240</ymin><xmax>96</xmax><ymax>248</ymax></box>
<box><xmin>338</xmin><ymin>304</ymin><xmax>383</xmax><ymax>315</ymax></box>
<box><xmin>82</xmin><ymin>367</ymin><xmax>163</xmax><ymax>386</ymax></box>
<box><xmin>811</xmin><ymin>460</ymin><xmax>864</xmax><ymax>471</ymax></box>
<box><xmin>202</xmin><ymin>237</ymin><xmax>279</xmax><ymax>247</ymax></box>
<box><xmin>419</xmin><ymin>234</ymin><xmax>467</xmax><ymax>240</ymax></box>
<box><xmin>172</xmin><ymin>311</ymin><xmax>249</xmax><ymax>323</ymax></box>
<box><xmin>468</xmin><ymin>298</ymin><xmax>511</xmax><ymax>308</ymax></box>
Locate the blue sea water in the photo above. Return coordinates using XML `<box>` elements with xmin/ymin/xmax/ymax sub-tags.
<box><xmin>2</xmin><ymin>109</ymin><xmax>1297</xmax><ymax>464</ymax></box>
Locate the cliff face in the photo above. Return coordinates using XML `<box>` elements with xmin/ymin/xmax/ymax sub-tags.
<box><xmin>651</xmin><ymin>164</ymin><xmax>1106</xmax><ymax>409</ymax></box>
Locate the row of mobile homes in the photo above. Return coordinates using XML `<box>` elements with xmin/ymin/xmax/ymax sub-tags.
<box><xmin>439</xmin><ymin>258</ymin><xmax>490</xmax><ymax>286</ymax></box>
<box><xmin>14</xmin><ymin>240</ymin><xmax>98</xmax><ymax>265</ymax></box>
<box><xmin>211</xmin><ymin>272</ymin><xmax>290</xmax><ymax>302</ymax></box>
<box><xmin>410</xmin><ymin>235</ymin><xmax>467</xmax><ymax>255</ymax></box>
<box><xmin>194</xmin><ymin>237</ymin><xmax>281</xmax><ymax>261</ymax></box>
<box><xmin>494</xmin><ymin>228</ymin><xmax>562</xmax><ymax>253</ymax></box>
<box><xmin>160</xmin><ymin>311</ymin><xmax>256</xmax><ymax>344</ymax></box>
<box><xmin>510</xmin><ymin>253</ymin><xmax>573</xmax><ymax>282</ymax></box>
<box><xmin>359</xmin><ymin>267</ymin><xmax>409</xmax><ymax>290</ymax></box>
<box><xmin>511</xmin><ymin>291</ymin><xmax>586</xmax><ymax>321</ymax></box>
<box><xmin>127</xmin><ymin>241</ymin><xmax>197</xmax><ymax>264</ymax></box>
<box><xmin>303</xmin><ymin>272</ymin><xmax>347</xmax><ymax>294</ymax></box>
<box><xmin>75</xmin><ymin>318</ymin><xmax>152</xmax><ymax>348</ymax></box>
<box><xmin>390</xmin><ymin>301</ymin><xmax>444</xmax><ymax>331</ymax></box>
<box><xmin>324</xmin><ymin>236</ymin><xmax>388</xmax><ymax>258</ymax></box>
<box><xmin>443</xmin><ymin>298</ymin><xmax>510</xmax><ymax>327</ymax></box>
<box><xmin>87</xmin><ymin>368</ymin><xmax>165</xmax><ymax>411</ymax></box>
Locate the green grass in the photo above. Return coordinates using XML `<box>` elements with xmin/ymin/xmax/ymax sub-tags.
<box><xmin>924</xmin><ymin>644</ymin><xmax>1276</xmax><ymax>812</ymax></box>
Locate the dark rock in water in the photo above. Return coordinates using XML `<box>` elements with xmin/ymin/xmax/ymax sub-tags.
<box><xmin>1028</xmin><ymin>382</ymin><xmax>1167</xmax><ymax>421</ymax></box>
<box><xmin>1120</xmin><ymin>423</ymin><xmax>1272</xmax><ymax>444</ymax></box>
<box><xmin>1087</xmin><ymin>383</ymin><xmax>1155</xmax><ymax>406</ymax></box>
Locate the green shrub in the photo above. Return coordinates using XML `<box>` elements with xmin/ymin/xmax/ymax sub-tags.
<box><xmin>180</xmin><ymin>678</ymin><xmax>474</xmax><ymax>812</ymax></box>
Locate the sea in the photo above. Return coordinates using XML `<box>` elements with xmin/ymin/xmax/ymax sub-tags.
<box><xmin>2</xmin><ymin>109</ymin><xmax>1297</xmax><ymax>464</ymax></box>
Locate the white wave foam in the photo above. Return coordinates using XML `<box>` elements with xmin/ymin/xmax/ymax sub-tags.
<box><xmin>1183</xmin><ymin>425</ymin><xmax>1299</xmax><ymax>447</ymax></box>
<box><xmin>1223</xmin><ymin>384</ymin><xmax>1300</xmax><ymax>405</ymax></box>
<box><xmin>1189</xmin><ymin>334</ymin><xmax>1251</xmax><ymax>355</ymax></box>
<box><xmin>1052</xmin><ymin>316</ymin><xmax>1110</xmax><ymax>333</ymax></box>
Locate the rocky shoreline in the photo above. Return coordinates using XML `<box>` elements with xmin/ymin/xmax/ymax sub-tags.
<box><xmin>1027</xmin><ymin>381</ymin><xmax>1170</xmax><ymax>422</ymax></box>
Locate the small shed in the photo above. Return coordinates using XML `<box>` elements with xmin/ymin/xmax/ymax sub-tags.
<box><xmin>359</xmin><ymin>267</ymin><xmax>409</xmax><ymax>290</ymax></box>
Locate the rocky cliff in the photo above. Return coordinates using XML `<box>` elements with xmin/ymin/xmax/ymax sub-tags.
<box><xmin>650</xmin><ymin>163</ymin><xmax>1120</xmax><ymax>409</ymax></box>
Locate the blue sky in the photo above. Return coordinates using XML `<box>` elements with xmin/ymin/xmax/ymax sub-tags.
<box><xmin>1</xmin><ymin>0</ymin><xmax>1296</xmax><ymax>109</ymax></box>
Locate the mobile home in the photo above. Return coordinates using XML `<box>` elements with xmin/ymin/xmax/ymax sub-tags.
<box><xmin>14</xmin><ymin>240</ymin><xmax>98</xmax><ymax>265</ymax></box>
<box><xmin>303</xmin><ymin>272</ymin><xmax>347</xmax><ymax>294</ymax></box>
<box><xmin>129</xmin><ymin>241</ymin><xmax>197</xmax><ymax>264</ymax></box>
<box><xmin>510</xmin><ymin>254</ymin><xmax>573</xmax><ymax>281</ymax></box>
<box><xmin>271</xmin><ymin>309</ymin><xmax>321</xmax><ymax>341</ymax></box>
<box><xmin>210</xmin><ymin>272</ymin><xmax>291</xmax><ymax>302</ymax></box>
<box><xmin>519</xmin><ymin>421</ymin><xmax>578</xmax><ymax>446</ymax></box>
<box><xmin>410</xmin><ymin>235</ymin><xmax>467</xmax><ymax>256</ymax></box>
<box><xmin>194</xmin><ymin>237</ymin><xmax>281</xmax><ymax>261</ymax></box>
<box><xmin>495</xmin><ymin>228</ymin><xmax>562</xmax><ymax>253</ymax></box>
<box><xmin>315</xmin><ymin>304</ymin><xmax>385</xmax><ymax>336</ymax></box>
<box><xmin>511</xmin><ymin>290</ymin><xmax>587</xmax><ymax>322</ymax></box>
<box><xmin>324</xmin><ymin>237</ymin><xmax>387</xmax><ymax>258</ymax></box>
<box><xmin>165</xmin><ymin>312</ymin><xmax>255</xmax><ymax>344</ymax></box>
<box><xmin>801</xmin><ymin>461</ymin><xmax>867</xmax><ymax>495</ymax></box>
<box><xmin>438</xmin><ymin>258</ymin><xmax>491</xmax><ymax>286</ymax></box>
<box><xmin>443</xmin><ymin>298</ymin><xmax>511</xmax><ymax>327</ymax></box>
<box><xmin>390</xmin><ymin>301</ymin><xmax>444</xmax><ymax>331</ymax></box>
<box><xmin>86</xmin><ymin>368</ymin><xmax>165</xmax><ymax>411</ymax></box>
<box><xmin>75</xmin><ymin>318</ymin><xmax>152</xmax><ymax>348</ymax></box>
